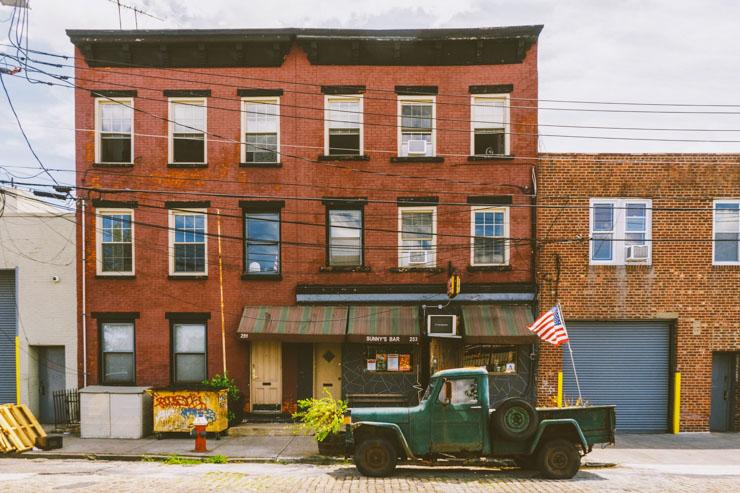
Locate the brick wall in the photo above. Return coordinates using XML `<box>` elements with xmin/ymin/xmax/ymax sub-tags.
<box><xmin>536</xmin><ymin>154</ymin><xmax>740</xmax><ymax>431</ymax></box>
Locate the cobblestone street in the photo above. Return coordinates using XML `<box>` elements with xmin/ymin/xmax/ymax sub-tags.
<box><xmin>1</xmin><ymin>458</ymin><xmax>738</xmax><ymax>492</ymax></box>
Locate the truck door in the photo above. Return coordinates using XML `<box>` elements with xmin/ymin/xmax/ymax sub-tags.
<box><xmin>430</xmin><ymin>377</ymin><xmax>485</xmax><ymax>453</ymax></box>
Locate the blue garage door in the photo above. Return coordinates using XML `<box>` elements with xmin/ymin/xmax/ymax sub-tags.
<box><xmin>0</xmin><ymin>270</ymin><xmax>17</xmax><ymax>404</ymax></box>
<box><xmin>562</xmin><ymin>322</ymin><xmax>670</xmax><ymax>433</ymax></box>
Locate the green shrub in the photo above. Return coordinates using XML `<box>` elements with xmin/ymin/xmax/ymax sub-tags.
<box><xmin>292</xmin><ymin>389</ymin><xmax>347</xmax><ymax>442</ymax></box>
<box><xmin>202</xmin><ymin>374</ymin><xmax>243</xmax><ymax>425</ymax></box>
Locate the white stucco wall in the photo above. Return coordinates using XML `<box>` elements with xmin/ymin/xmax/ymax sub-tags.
<box><xmin>0</xmin><ymin>188</ymin><xmax>77</xmax><ymax>418</ymax></box>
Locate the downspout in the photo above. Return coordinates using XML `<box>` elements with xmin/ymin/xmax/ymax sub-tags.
<box><xmin>81</xmin><ymin>198</ymin><xmax>87</xmax><ymax>387</ymax></box>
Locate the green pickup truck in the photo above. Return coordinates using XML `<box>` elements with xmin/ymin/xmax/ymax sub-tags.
<box><xmin>345</xmin><ymin>367</ymin><xmax>615</xmax><ymax>479</ymax></box>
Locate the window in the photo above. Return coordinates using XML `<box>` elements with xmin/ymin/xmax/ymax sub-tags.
<box><xmin>471</xmin><ymin>95</ymin><xmax>508</xmax><ymax>156</ymax></box>
<box><xmin>438</xmin><ymin>378</ymin><xmax>479</xmax><ymax>406</ymax></box>
<box><xmin>471</xmin><ymin>206</ymin><xmax>508</xmax><ymax>265</ymax></box>
<box><xmin>328</xmin><ymin>209</ymin><xmax>363</xmax><ymax>266</ymax></box>
<box><xmin>101</xmin><ymin>322</ymin><xmax>135</xmax><ymax>384</ymax></box>
<box><xmin>169</xmin><ymin>210</ymin><xmax>207</xmax><ymax>275</ymax></box>
<box><xmin>463</xmin><ymin>345</ymin><xmax>517</xmax><ymax>374</ymax></box>
<box><xmin>325</xmin><ymin>96</ymin><xmax>362</xmax><ymax>155</ymax></box>
<box><xmin>169</xmin><ymin>98</ymin><xmax>206</xmax><ymax>164</ymax></box>
<box><xmin>245</xmin><ymin>211</ymin><xmax>280</xmax><ymax>274</ymax></box>
<box><xmin>172</xmin><ymin>323</ymin><xmax>207</xmax><ymax>384</ymax></box>
<box><xmin>714</xmin><ymin>200</ymin><xmax>740</xmax><ymax>264</ymax></box>
<box><xmin>590</xmin><ymin>198</ymin><xmax>652</xmax><ymax>265</ymax></box>
<box><xmin>398</xmin><ymin>97</ymin><xmax>435</xmax><ymax>157</ymax></box>
<box><xmin>96</xmin><ymin>99</ymin><xmax>133</xmax><ymax>164</ymax></box>
<box><xmin>398</xmin><ymin>207</ymin><xmax>436</xmax><ymax>267</ymax></box>
<box><xmin>96</xmin><ymin>209</ymin><xmax>134</xmax><ymax>275</ymax></box>
<box><xmin>365</xmin><ymin>346</ymin><xmax>413</xmax><ymax>372</ymax></box>
<box><xmin>243</xmin><ymin>98</ymin><xmax>279</xmax><ymax>163</ymax></box>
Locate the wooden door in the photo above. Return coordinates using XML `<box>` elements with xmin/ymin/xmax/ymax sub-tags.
<box><xmin>314</xmin><ymin>343</ymin><xmax>342</xmax><ymax>400</ymax></box>
<box><xmin>429</xmin><ymin>338</ymin><xmax>462</xmax><ymax>375</ymax></box>
<box><xmin>250</xmin><ymin>340</ymin><xmax>282</xmax><ymax>411</ymax></box>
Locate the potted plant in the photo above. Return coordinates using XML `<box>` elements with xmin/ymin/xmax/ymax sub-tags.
<box><xmin>293</xmin><ymin>390</ymin><xmax>348</xmax><ymax>456</ymax></box>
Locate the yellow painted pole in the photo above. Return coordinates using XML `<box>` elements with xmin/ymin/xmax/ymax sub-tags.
<box><xmin>557</xmin><ymin>371</ymin><xmax>563</xmax><ymax>408</ymax></box>
<box><xmin>672</xmin><ymin>372</ymin><xmax>681</xmax><ymax>434</ymax></box>
<box><xmin>15</xmin><ymin>336</ymin><xmax>20</xmax><ymax>404</ymax></box>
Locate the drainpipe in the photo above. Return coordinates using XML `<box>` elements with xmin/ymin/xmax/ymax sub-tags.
<box><xmin>81</xmin><ymin>198</ymin><xmax>87</xmax><ymax>388</ymax></box>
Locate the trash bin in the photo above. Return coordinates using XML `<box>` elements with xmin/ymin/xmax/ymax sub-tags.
<box><xmin>80</xmin><ymin>386</ymin><xmax>152</xmax><ymax>439</ymax></box>
<box><xmin>150</xmin><ymin>388</ymin><xmax>228</xmax><ymax>439</ymax></box>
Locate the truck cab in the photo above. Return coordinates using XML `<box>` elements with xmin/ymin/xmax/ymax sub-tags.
<box><xmin>346</xmin><ymin>368</ymin><xmax>615</xmax><ymax>479</ymax></box>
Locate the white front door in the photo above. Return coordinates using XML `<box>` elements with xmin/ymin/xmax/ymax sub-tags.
<box><xmin>251</xmin><ymin>340</ymin><xmax>282</xmax><ymax>411</ymax></box>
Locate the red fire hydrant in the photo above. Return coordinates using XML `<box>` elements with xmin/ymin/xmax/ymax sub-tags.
<box><xmin>192</xmin><ymin>414</ymin><xmax>208</xmax><ymax>452</ymax></box>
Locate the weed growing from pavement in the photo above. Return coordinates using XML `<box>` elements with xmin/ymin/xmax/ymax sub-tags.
<box><xmin>142</xmin><ymin>454</ymin><xmax>229</xmax><ymax>465</ymax></box>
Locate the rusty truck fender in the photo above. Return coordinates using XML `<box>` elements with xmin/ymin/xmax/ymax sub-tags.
<box><xmin>350</xmin><ymin>422</ymin><xmax>416</xmax><ymax>459</ymax></box>
<box><xmin>527</xmin><ymin>418</ymin><xmax>589</xmax><ymax>455</ymax></box>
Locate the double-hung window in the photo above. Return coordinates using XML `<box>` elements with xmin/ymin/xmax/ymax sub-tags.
<box><xmin>172</xmin><ymin>322</ymin><xmax>207</xmax><ymax>384</ymax></box>
<box><xmin>398</xmin><ymin>207</ymin><xmax>436</xmax><ymax>267</ymax></box>
<box><xmin>100</xmin><ymin>322</ymin><xmax>135</xmax><ymax>385</ymax></box>
<box><xmin>169</xmin><ymin>98</ymin><xmax>206</xmax><ymax>164</ymax></box>
<box><xmin>398</xmin><ymin>97</ymin><xmax>435</xmax><ymax>157</ymax></box>
<box><xmin>590</xmin><ymin>198</ymin><xmax>652</xmax><ymax>265</ymax></box>
<box><xmin>96</xmin><ymin>209</ymin><xmax>134</xmax><ymax>275</ymax></box>
<box><xmin>471</xmin><ymin>206</ymin><xmax>508</xmax><ymax>265</ymax></box>
<box><xmin>243</xmin><ymin>98</ymin><xmax>279</xmax><ymax>164</ymax></box>
<box><xmin>244</xmin><ymin>211</ymin><xmax>281</xmax><ymax>274</ymax></box>
<box><xmin>169</xmin><ymin>209</ymin><xmax>207</xmax><ymax>275</ymax></box>
<box><xmin>325</xmin><ymin>96</ymin><xmax>363</xmax><ymax>156</ymax></box>
<box><xmin>471</xmin><ymin>95</ymin><xmax>508</xmax><ymax>156</ymax></box>
<box><xmin>96</xmin><ymin>99</ymin><xmax>133</xmax><ymax>164</ymax></box>
<box><xmin>713</xmin><ymin>200</ymin><xmax>740</xmax><ymax>264</ymax></box>
<box><xmin>327</xmin><ymin>208</ymin><xmax>363</xmax><ymax>266</ymax></box>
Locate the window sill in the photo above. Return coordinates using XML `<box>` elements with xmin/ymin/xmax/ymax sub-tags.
<box><xmin>95</xmin><ymin>274</ymin><xmax>136</xmax><ymax>279</ymax></box>
<box><xmin>467</xmin><ymin>155</ymin><xmax>514</xmax><ymax>162</ymax></box>
<box><xmin>467</xmin><ymin>265</ymin><xmax>512</xmax><ymax>272</ymax></box>
<box><xmin>242</xmin><ymin>273</ymin><xmax>283</xmax><ymax>280</ymax></box>
<box><xmin>240</xmin><ymin>162</ymin><xmax>283</xmax><ymax>168</ymax></box>
<box><xmin>320</xmin><ymin>265</ymin><xmax>371</xmax><ymax>273</ymax></box>
<box><xmin>318</xmin><ymin>155</ymin><xmax>370</xmax><ymax>162</ymax></box>
<box><xmin>391</xmin><ymin>156</ymin><xmax>445</xmax><ymax>163</ymax></box>
<box><xmin>712</xmin><ymin>263</ymin><xmax>740</xmax><ymax>269</ymax></box>
<box><xmin>389</xmin><ymin>267</ymin><xmax>444</xmax><ymax>274</ymax></box>
<box><xmin>589</xmin><ymin>263</ymin><xmax>652</xmax><ymax>268</ymax></box>
<box><xmin>167</xmin><ymin>162</ymin><xmax>208</xmax><ymax>168</ymax></box>
<box><xmin>168</xmin><ymin>275</ymin><xmax>208</xmax><ymax>280</ymax></box>
<box><xmin>93</xmin><ymin>162</ymin><xmax>134</xmax><ymax>168</ymax></box>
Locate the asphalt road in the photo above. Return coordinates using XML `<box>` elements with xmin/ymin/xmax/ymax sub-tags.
<box><xmin>1</xmin><ymin>458</ymin><xmax>738</xmax><ymax>492</ymax></box>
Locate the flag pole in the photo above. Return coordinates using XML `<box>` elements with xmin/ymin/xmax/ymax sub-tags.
<box><xmin>558</xmin><ymin>302</ymin><xmax>583</xmax><ymax>405</ymax></box>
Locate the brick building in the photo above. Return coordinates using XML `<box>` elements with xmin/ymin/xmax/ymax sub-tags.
<box><xmin>536</xmin><ymin>154</ymin><xmax>740</xmax><ymax>432</ymax></box>
<box><xmin>68</xmin><ymin>26</ymin><xmax>543</xmax><ymax>415</ymax></box>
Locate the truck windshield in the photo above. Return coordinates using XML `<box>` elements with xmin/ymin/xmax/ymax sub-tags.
<box><xmin>420</xmin><ymin>380</ymin><xmax>436</xmax><ymax>401</ymax></box>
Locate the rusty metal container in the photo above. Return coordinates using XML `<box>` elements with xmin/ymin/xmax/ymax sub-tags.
<box><xmin>150</xmin><ymin>388</ymin><xmax>228</xmax><ymax>437</ymax></box>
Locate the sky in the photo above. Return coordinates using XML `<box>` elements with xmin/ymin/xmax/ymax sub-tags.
<box><xmin>1</xmin><ymin>0</ymin><xmax>740</xmax><ymax>187</ymax></box>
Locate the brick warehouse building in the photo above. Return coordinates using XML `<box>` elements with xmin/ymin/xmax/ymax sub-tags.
<box><xmin>68</xmin><ymin>26</ymin><xmax>544</xmax><ymax>415</ymax></box>
<box><xmin>536</xmin><ymin>154</ymin><xmax>740</xmax><ymax>432</ymax></box>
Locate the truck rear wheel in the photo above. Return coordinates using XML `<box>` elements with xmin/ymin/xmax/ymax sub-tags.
<box><xmin>354</xmin><ymin>438</ymin><xmax>398</xmax><ymax>477</ymax></box>
<box><xmin>492</xmin><ymin>398</ymin><xmax>538</xmax><ymax>441</ymax></box>
<box><xmin>536</xmin><ymin>438</ymin><xmax>581</xmax><ymax>479</ymax></box>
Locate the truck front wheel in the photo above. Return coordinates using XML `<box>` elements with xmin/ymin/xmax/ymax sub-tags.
<box><xmin>354</xmin><ymin>438</ymin><xmax>398</xmax><ymax>477</ymax></box>
<box><xmin>536</xmin><ymin>438</ymin><xmax>581</xmax><ymax>479</ymax></box>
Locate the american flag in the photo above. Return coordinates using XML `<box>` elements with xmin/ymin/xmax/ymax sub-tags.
<box><xmin>528</xmin><ymin>305</ymin><xmax>569</xmax><ymax>346</ymax></box>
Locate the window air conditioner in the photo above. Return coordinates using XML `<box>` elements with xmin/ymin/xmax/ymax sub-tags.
<box><xmin>407</xmin><ymin>250</ymin><xmax>429</xmax><ymax>265</ymax></box>
<box><xmin>407</xmin><ymin>139</ymin><xmax>427</xmax><ymax>155</ymax></box>
<box><xmin>427</xmin><ymin>314</ymin><xmax>459</xmax><ymax>338</ymax></box>
<box><xmin>626</xmin><ymin>244</ymin><xmax>650</xmax><ymax>261</ymax></box>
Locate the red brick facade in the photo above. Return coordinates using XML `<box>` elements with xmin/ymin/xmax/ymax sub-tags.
<box><xmin>536</xmin><ymin>154</ymin><xmax>740</xmax><ymax>431</ymax></box>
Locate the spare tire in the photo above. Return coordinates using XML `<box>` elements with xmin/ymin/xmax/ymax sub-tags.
<box><xmin>492</xmin><ymin>398</ymin><xmax>538</xmax><ymax>442</ymax></box>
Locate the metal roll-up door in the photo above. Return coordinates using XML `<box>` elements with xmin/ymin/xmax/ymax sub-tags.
<box><xmin>0</xmin><ymin>270</ymin><xmax>17</xmax><ymax>404</ymax></box>
<box><xmin>562</xmin><ymin>321</ymin><xmax>670</xmax><ymax>433</ymax></box>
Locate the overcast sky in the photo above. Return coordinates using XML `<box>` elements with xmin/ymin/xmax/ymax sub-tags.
<box><xmin>1</xmin><ymin>0</ymin><xmax>740</xmax><ymax>186</ymax></box>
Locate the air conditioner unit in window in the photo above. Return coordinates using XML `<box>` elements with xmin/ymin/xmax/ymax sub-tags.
<box><xmin>626</xmin><ymin>244</ymin><xmax>650</xmax><ymax>261</ymax></box>
<box><xmin>407</xmin><ymin>250</ymin><xmax>429</xmax><ymax>265</ymax></box>
<box><xmin>407</xmin><ymin>139</ymin><xmax>427</xmax><ymax>155</ymax></box>
<box><xmin>427</xmin><ymin>314</ymin><xmax>459</xmax><ymax>338</ymax></box>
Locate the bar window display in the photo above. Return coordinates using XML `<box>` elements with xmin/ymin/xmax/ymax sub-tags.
<box><xmin>366</xmin><ymin>346</ymin><xmax>413</xmax><ymax>373</ymax></box>
<box><xmin>463</xmin><ymin>344</ymin><xmax>517</xmax><ymax>374</ymax></box>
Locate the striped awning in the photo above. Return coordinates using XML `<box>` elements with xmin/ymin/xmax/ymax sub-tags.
<box><xmin>237</xmin><ymin>305</ymin><xmax>348</xmax><ymax>342</ymax></box>
<box><xmin>346</xmin><ymin>305</ymin><xmax>420</xmax><ymax>344</ymax></box>
<box><xmin>461</xmin><ymin>304</ymin><xmax>536</xmax><ymax>343</ymax></box>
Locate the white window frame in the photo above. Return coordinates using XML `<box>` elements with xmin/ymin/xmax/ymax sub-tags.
<box><xmin>168</xmin><ymin>97</ymin><xmax>207</xmax><ymax>164</ymax></box>
<box><xmin>589</xmin><ymin>198</ymin><xmax>652</xmax><ymax>266</ymax></box>
<box><xmin>324</xmin><ymin>95</ymin><xmax>364</xmax><ymax>156</ymax></box>
<box><xmin>95</xmin><ymin>97</ymin><xmax>134</xmax><ymax>164</ymax></box>
<box><xmin>470</xmin><ymin>206</ymin><xmax>510</xmax><ymax>266</ymax></box>
<box><xmin>168</xmin><ymin>208</ymin><xmax>208</xmax><ymax>276</ymax></box>
<box><xmin>241</xmin><ymin>96</ymin><xmax>280</xmax><ymax>164</ymax></box>
<box><xmin>397</xmin><ymin>96</ymin><xmax>436</xmax><ymax>157</ymax></box>
<box><xmin>398</xmin><ymin>206</ymin><xmax>437</xmax><ymax>267</ymax></box>
<box><xmin>95</xmin><ymin>208</ymin><xmax>135</xmax><ymax>276</ymax></box>
<box><xmin>470</xmin><ymin>94</ymin><xmax>510</xmax><ymax>156</ymax></box>
<box><xmin>712</xmin><ymin>198</ymin><xmax>740</xmax><ymax>265</ymax></box>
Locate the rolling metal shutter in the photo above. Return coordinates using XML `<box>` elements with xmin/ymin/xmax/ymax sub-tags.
<box><xmin>562</xmin><ymin>321</ymin><xmax>669</xmax><ymax>433</ymax></box>
<box><xmin>0</xmin><ymin>270</ymin><xmax>17</xmax><ymax>404</ymax></box>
